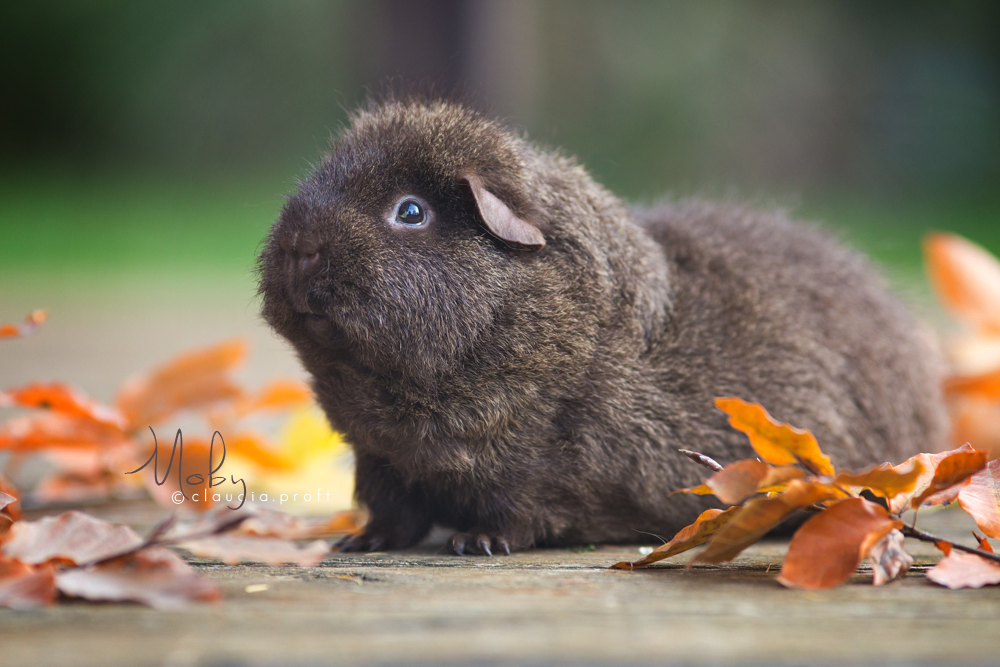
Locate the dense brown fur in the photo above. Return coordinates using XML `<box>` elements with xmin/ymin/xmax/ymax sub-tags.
<box><xmin>258</xmin><ymin>98</ymin><xmax>948</xmax><ymax>554</ymax></box>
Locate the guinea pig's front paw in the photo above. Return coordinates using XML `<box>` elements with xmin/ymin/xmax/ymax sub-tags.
<box><xmin>334</xmin><ymin>531</ymin><xmax>389</xmax><ymax>553</ymax></box>
<box><xmin>447</xmin><ymin>531</ymin><xmax>512</xmax><ymax>556</ymax></box>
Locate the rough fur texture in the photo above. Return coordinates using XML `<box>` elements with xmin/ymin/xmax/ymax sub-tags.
<box><xmin>258</xmin><ymin>98</ymin><xmax>948</xmax><ymax>554</ymax></box>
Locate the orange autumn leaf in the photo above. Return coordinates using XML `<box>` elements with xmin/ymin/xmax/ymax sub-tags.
<box><xmin>0</xmin><ymin>558</ymin><xmax>56</xmax><ymax>609</ymax></box>
<box><xmin>945</xmin><ymin>368</ymin><xmax>1000</xmax><ymax>401</ymax></box>
<box><xmin>1</xmin><ymin>511</ymin><xmax>143</xmax><ymax>566</ymax></box>
<box><xmin>0</xmin><ymin>310</ymin><xmax>47</xmax><ymax>340</ymax></box>
<box><xmin>54</xmin><ymin>546</ymin><xmax>220</xmax><ymax>610</ymax></box>
<box><xmin>777</xmin><ymin>498</ymin><xmax>903</xmax><ymax>590</ymax></box>
<box><xmin>926</xmin><ymin>552</ymin><xmax>1000</xmax><ymax>589</ymax></box>
<box><xmin>223</xmin><ymin>432</ymin><xmax>297</xmax><ymax>471</ymax></box>
<box><xmin>0</xmin><ymin>382</ymin><xmax>128</xmax><ymax>430</ymax></box>
<box><xmin>714</xmin><ymin>397</ymin><xmax>835</xmax><ymax>476</ymax></box>
<box><xmin>116</xmin><ymin>339</ymin><xmax>247</xmax><ymax>429</ymax></box>
<box><xmin>911</xmin><ymin>448</ymin><xmax>988</xmax><ymax>509</ymax></box>
<box><xmin>949</xmin><ymin>397</ymin><xmax>1000</xmax><ymax>460</ymax></box>
<box><xmin>138</xmin><ymin>436</ymin><xmax>220</xmax><ymax>512</ymax></box>
<box><xmin>610</xmin><ymin>507</ymin><xmax>742</xmax><ymax>570</ymax></box>
<box><xmin>0</xmin><ymin>412</ymin><xmax>134</xmax><ymax>452</ymax></box>
<box><xmin>694</xmin><ymin>479</ymin><xmax>844</xmax><ymax>564</ymax></box>
<box><xmin>958</xmin><ymin>459</ymin><xmax>1000</xmax><ymax>539</ymax></box>
<box><xmin>235</xmin><ymin>379</ymin><xmax>313</xmax><ymax>417</ymax></box>
<box><xmin>834</xmin><ymin>459</ymin><xmax>927</xmax><ymax>503</ymax></box>
<box><xmin>924</xmin><ymin>232</ymin><xmax>1000</xmax><ymax>334</ymax></box>
<box><xmin>888</xmin><ymin>444</ymin><xmax>976</xmax><ymax>514</ymax></box>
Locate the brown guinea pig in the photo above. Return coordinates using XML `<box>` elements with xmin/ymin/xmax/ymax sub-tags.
<box><xmin>257</xmin><ymin>96</ymin><xmax>947</xmax><ymax>555</ymax></box>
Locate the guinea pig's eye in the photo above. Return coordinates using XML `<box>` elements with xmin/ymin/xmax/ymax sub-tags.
<box><xmin>395</xmin><ymin>199</ymin><xmax>426</xmax><ymax>225</ymax></box>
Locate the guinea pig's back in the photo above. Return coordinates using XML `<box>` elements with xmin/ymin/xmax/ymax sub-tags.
<box><xmin>632</xmin><ymin>200</ymin><xmax>948</xmax><ymax>469</ymax></box>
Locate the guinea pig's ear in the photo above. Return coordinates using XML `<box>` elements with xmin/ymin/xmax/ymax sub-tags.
<box><xmin>463</xmin><ymin>175</ymin><xmax>545</xmax><ymax>251</ymax></box>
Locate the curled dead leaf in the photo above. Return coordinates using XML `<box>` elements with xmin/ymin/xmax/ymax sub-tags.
<box><xmin>1</xmin><ymin>511</ymin><xmax>143</xmax><ymax>566</ymax></box>
<box><xmin>714</xmin><ymin>397</ymin><xmax>834</xmax><ymax>476</ymax></box>
<box><xmin>911</xmin><ymin>448</ymin><xmax>988</xmax><ymax>509</ymax></box>
<box><xmin>957</xmin><ymin>459</ymin><xmax>1000</xmax><ymax>539</ymax></box>
<box><xmin>867</xmin><ymin>529</ymin><xmax>913</xmax><ymax>586</ymax></box>
<box><xmin>237</xmin><ymin>508</ymin><xmax>365</xmax><ymax>540</ymax></box>
<box><xmin>179</xmin><ymin>535</ymin><xmax>330</xmax><ymax>567</ymax></box>
<box><xmin>888</xmin><ymin>444</ymin><xmax>976</xmax><ymax>514</ymax></box>
<box><xmin>0</xmin><ymin>558</ymin><xmax>56</xmax><ymax>609</ymax></box>
<box><xmin>611</xmin><ymin>507</ymin><xmax>741</xmax><ymax>569</ymax></box>
<box><xmin>55</xmin><ymin>546</ymin><xmax>220</xmax><ymax>610</ymax></box>
<box><xmin>777</xmin><ymin>498</ymin><xmax>903</xmax><ymax>590</ymax></box>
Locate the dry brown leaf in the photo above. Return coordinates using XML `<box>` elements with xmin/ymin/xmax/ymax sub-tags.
<box><xmin>0</xmin><ymin>382</ymin><xmax>128</xmax><ymax>430</ymax></box>
<box><xmin>2</xmin><ymin>511</ymin><xmax>143</xmax><ymax>566</ymax></box>
<box><xmin>958</xmin><ymin>459</ymin><xmax>1000</xmax><ymax>539</ymax></box>
<box><xmin>179</xmin><ymin>535</ymin><xmax>330</xmax><ymax>567</ymax></box>
<box><xmin>927</xmin><ymin>551</ymin><xmax>1000</xmax><ymax>589</ymax></box>
<box><xmin>115</xmin><ymin>339</ymin><xmax>247</xmax><ymax>429</ymax></box>
<box><xmin>0</xmin><ymin>558</ymin><xmax>56</xmax><ymax>609</ymax></box>
<box><xmin>0</xmin><ymin>310</ymin><xmax>47</xmax><ymax>340</ymax></box>
<box><xmin>866</xmin><ymin>529</ymin><xmax>913</xmax><ymax>586</ymax></box>
<box><xmin>55</xmin><ymin>546</ymin><xmax>220</xmax><ymax>610</ymax></box>
<box><xmin>834</xmin><ymin>459</ymin><xmax>927</xmax><ymax>503</ymax></box>
<box><xmin>610</xmin><ymin>507</ymin><xmax>742</xmax><ymax>569</ymax></box>
<box><xmin>694</xmin><ymin>479</ymin><xmax>843</xmax><ymax>565</ymax></box>
<box><xmin>237</xmin><ymin>508</ymin><xmax>365</xmax><ymax>540</ymax></box>
<box><xmin>924</xmin><ymin>232</ymin><xmax>1000</xmax><ymax>334</ymax></box>
<box><xmin>714</xmin><ymin>397</ymin><xmax>834</xmax><ymax>476</ymax></box>
<box><xmin>777</xmin><ymin>498</ymin><xmax>903</xmax><ymax>589</ymax></box>
<box><xmin>911</xmin><ymin>449</ymin><xmax>988</xmax><ymax>509</ymax></box>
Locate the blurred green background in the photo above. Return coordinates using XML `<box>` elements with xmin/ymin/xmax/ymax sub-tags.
<box><xmin>1</xmin><ymin>0</ymin><xmax>999</xmax><ymax>299</ymax></box>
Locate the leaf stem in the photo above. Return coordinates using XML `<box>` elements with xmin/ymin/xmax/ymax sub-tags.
<box><xmin>900</xmin><ymin>524</ymin><xmax>1000</xmax><ymax>564</ymax></box>
<box><xmin>677</xmin><ymin>449</ymin><xmax>724</xmax><ymax>473</ymax></box>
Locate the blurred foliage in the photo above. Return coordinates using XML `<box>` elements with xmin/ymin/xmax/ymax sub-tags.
<box><xmin>1</xmin><ymin>1</ymin><xmax>998</xmax><ymax>276</ymax></box>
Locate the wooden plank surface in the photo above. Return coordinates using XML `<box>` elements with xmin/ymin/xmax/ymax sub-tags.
<box><xmin>2</xmin><ymin>501</ymin><xmax>997</xmax><ymax>666</ymax></box>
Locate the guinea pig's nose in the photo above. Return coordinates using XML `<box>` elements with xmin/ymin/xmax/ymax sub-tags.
<box><xmin>284</xmin><ymin>239</ymin><xmax>322</xmax><ymax>278</ymax></box>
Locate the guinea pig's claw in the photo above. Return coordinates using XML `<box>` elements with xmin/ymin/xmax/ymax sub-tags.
<box><xmin>335</xmin><ymin>532</ymin><xmax>384</xmax><ymax>553</ymax></box>
<box><xmin>448</xmin><ymin>531</ymin><xmax>511</xmax><ymax>556</ymax></box>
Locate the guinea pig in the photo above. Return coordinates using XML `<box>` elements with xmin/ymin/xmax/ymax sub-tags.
<box><xmin>257</xmin><ymin>96</ymin><xmax>948</xmax><ymax>555</ymax></box>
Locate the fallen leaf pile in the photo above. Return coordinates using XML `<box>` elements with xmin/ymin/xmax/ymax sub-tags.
<box><xmin>0</xmin><ymin>334</ymin><xmax>353</xmax><ymax>510</ymax></box>
<box><xmin>612</xmin><ymin>397</ymin><xmax>1000</xmax><ymax>590</ymax></box>
<box><xmin>0</xmin><ymin>501</ymin><xmax>362</xmax><ymax>609</ymax></box>
<box><xmin>0</xmin><ymin>313</ymin><xmax>362</xmax><ymax>609</ymax></box>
